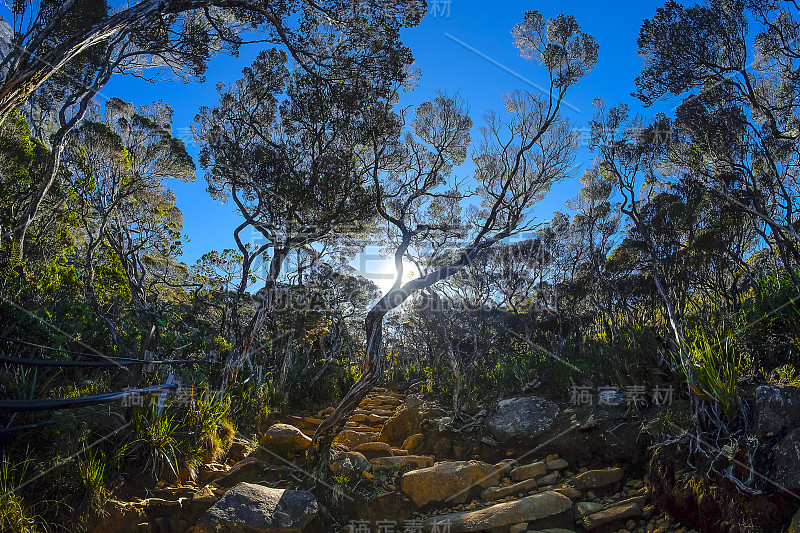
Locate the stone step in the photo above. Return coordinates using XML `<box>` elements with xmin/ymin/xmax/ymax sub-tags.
<box><xmin>369</xmin><ymin>455</ymin><xmax>434</xmax><ymax>470</ymax></box>
<box><xmin>367</xmin><ymin>397</ymin><xmax>402</xmax><ymax>405</ymax></box>
<box><xmin>364</xmin><ymin>396</ymin><xmax>402</xmax><ymax>404</ymax></box>
<box><xmin>346</xmin><ymin>425</ymin><xmax>380</xmax><ymax>433</ymax></box>
<box><xmin>283</xmin><ymin>415</ymin><xmax>305</xmax><ymax>426</ymax></box>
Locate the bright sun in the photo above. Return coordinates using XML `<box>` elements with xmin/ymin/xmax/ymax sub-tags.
<box><xmin>356</xmin><ymin>249</ymin><xmax>418</xmax><ymax>295</ymax></box>
<box><xmin>374</xmin><ymin>259</ymin><xmax>398</xmax><ymax>295</ymax></box>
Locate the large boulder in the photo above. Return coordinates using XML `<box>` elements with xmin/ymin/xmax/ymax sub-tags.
<box><xmin>195</xmin><ymin>483</ymin><xmax>318</xmax><ymax>533</ymax></box>
<box><xmin>330</xmin><ymin>451</ymin><xmax>371</xmax><ymax>478</ymax></box>
<box><xmin>772</xmin><ymin>427</ymin><xmax>800</xmax><ymax>492</ymax></box>
<box><xmin>379</xmin><ymin>395</ymin><xmax>446</xmax><ymax>447</ymax></box>
<box><xmin>420</xmin><ymin>491</ymin><xmax>573</xmax><ymax>532</ymax></box>
<box><xmin>379</xmin><ymin>395</ymin><xmax>424</xmax><ymax>446</ymax></box>
<box><xmin>485</xmin><ymin>396</ymin><xmax>560</xmax><ymax>442</ymax></box>
<box><xmin>756</xmin><ymin>385</ymin><xmax>800</xmax><ymax>438</ymax></box>
<box><xmin>400</xmin><ymin>460</ymin><xmax>501</xmax><ymax>508</ymax></box>
<box><xmin>258</xmin><ymin>424</ymin><xmax>312</xmax><ymax>458</ymax></box>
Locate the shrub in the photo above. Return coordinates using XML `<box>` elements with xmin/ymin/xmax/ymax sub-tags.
<box><xmin>76</xmin><ymin>450</ymin><xmax>106</xmax><ymax>498</ymax></box>
<box><xmin>119</xmin><ymin>405</ymin><xmax>181</xmax><ymax>480</ymax></box>
<box><xmin>681</xmin><ymin>327</ymin><xmax>748</xmax><ymax>422</ymax></box>
<box><xmin>183</xmin><ymin>385</ymin><xmax>235</xmax><ymax>464</ymax></box>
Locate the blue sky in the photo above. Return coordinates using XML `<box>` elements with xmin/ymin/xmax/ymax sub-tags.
<box><xmin>17</xmin><ymin>1</ymin><xmax>678</xmax><ymax>282</ymax></box>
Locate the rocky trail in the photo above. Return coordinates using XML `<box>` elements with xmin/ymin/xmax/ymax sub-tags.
<box><xmin>90</xmin><ymin>387</ymin><xmax>764</xmax><ymax>533</ymax></box>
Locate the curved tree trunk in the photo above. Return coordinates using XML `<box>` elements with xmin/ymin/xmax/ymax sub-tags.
<box><xmin>307</xmin><ymin>307</ymin><xmax>385</xmax><ymax>475</ymax></box>
<box><xmin>11</xmin><ymin>40</ymin><xmax>117</xmax><ymax>262</ymax></box>
<box><xmin>306</xmin><ymin>230</ymin><xmax>510</xmax><ymax>474</ymax></box>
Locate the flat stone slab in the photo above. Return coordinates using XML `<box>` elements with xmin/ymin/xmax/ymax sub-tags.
<box><xmin>370</xmin><ymin>455</ymin><xmax>434</xmax><ymax>470</ymax></box>
<box><xmin>421</xmin><ymin>491</ymin><xmax>573</xmax><ymax>532</ymax></box>
<box><xmin>583</xmin><ymin>502</ymin><xmax>641</xmax><ymax>530</ymax></box>
<box><xmin>511</xmin><ymin>461</ymin><xmax>547</xmax><ymax>481</ymax></box>
<box><xmin>570</xmin><ymin>468</ymin><xmax>624</xmax><ymax>490</ymax></box>
<box><xmin>481</xmin><ymin>477</ymin><xmax>537</xmax><ymax>500</ymax></box>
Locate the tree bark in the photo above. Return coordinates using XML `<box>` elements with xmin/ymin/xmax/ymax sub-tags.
<box><xmin>11</xmin><ymin>43</ymin><xmax>115</xmax><ymax>261</ymax></box>
<box><xmin>220</xmin><ymin>247</ymin><xmax>287</xmax><ymax>387</ymax></box>
<box><xmin>307</xmin><ymin>306</ymin><xmax>385</xmax><ymax>475</ymax></box>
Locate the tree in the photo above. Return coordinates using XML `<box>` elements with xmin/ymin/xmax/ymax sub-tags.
<box><xmin>191</xmin><ymin>248</ymin><xmax>247</xmax><ymax>343</ymax></box>
<box><xmin>2</xmin><ymin>0</ymin><xmax>424</xmax><ymax>261</ymax></box>
<box><xmin>635</xmin><ymin>0</ymin><xmax>800</xmax><ymax>284</ymax></box>
<box><xmin>589</xmin><ymin>102</ymin><xmax>693</xmax><ymax>369</ymax></box>
<box><xmin>194</xmin><ymin>45</ymin><xmax>402</xmax><ymax>387</ymax></box>
<box><xmin>63</xmin><ymin>97</ymin><xmax>193</xmax><ymax>352</ymax></box>
<box><xmin>0</xmin><ymin>0</ymin><xmax>425</xmax><ymax>124</ymax></box>
<box><xmin>308</xmin><ymin>10</ymin><xmax>598</xmax><ymax>472</ymax></box>
<box><xmin>562</xmin><ymin>167</ymin><xmax>619</xmax><ymax>346</ymax></box>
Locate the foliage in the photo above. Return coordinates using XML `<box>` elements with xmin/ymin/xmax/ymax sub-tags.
<box><xmin>7</xmin><ymin>0</ymin><xmax>800</xmax><ymax>523</ymax></box>
<box><xmin>229</xmin><ymin>381</ymin><xmax>272</xmax><ymax>431</ymax></box>
<box><xmin>680</xmin><ymin>327</ymin><xmax>749</xmax><ymax>422</ymax></box>
<box><xmin>76</xmin><ymin>450</ymin><xmax>107</xmax><ymax>504</ymax></box>
<box><xmin>0</xmin><ymin>456</ymin><xmax>45</xmax><ymax>533</ymax></box>
<box><xmin>181</xmin><ymin>385</ymin><xmax>235</xmax><ymax>464</ymax></box>
<box><xmin>766</xmin><ymin>364</ymin><xmax>800</xmax><ymax>387</ymax></box>
<box><xmin>119</xmin><ymin>405</ymin><xmax>182</xmax><ymax>480</ymax></box>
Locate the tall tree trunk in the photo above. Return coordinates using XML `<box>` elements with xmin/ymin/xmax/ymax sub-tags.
<box><xmin>220</xmin><ymin>247</ymin><xmax>287</xmax><ymax>388</ymax></box>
